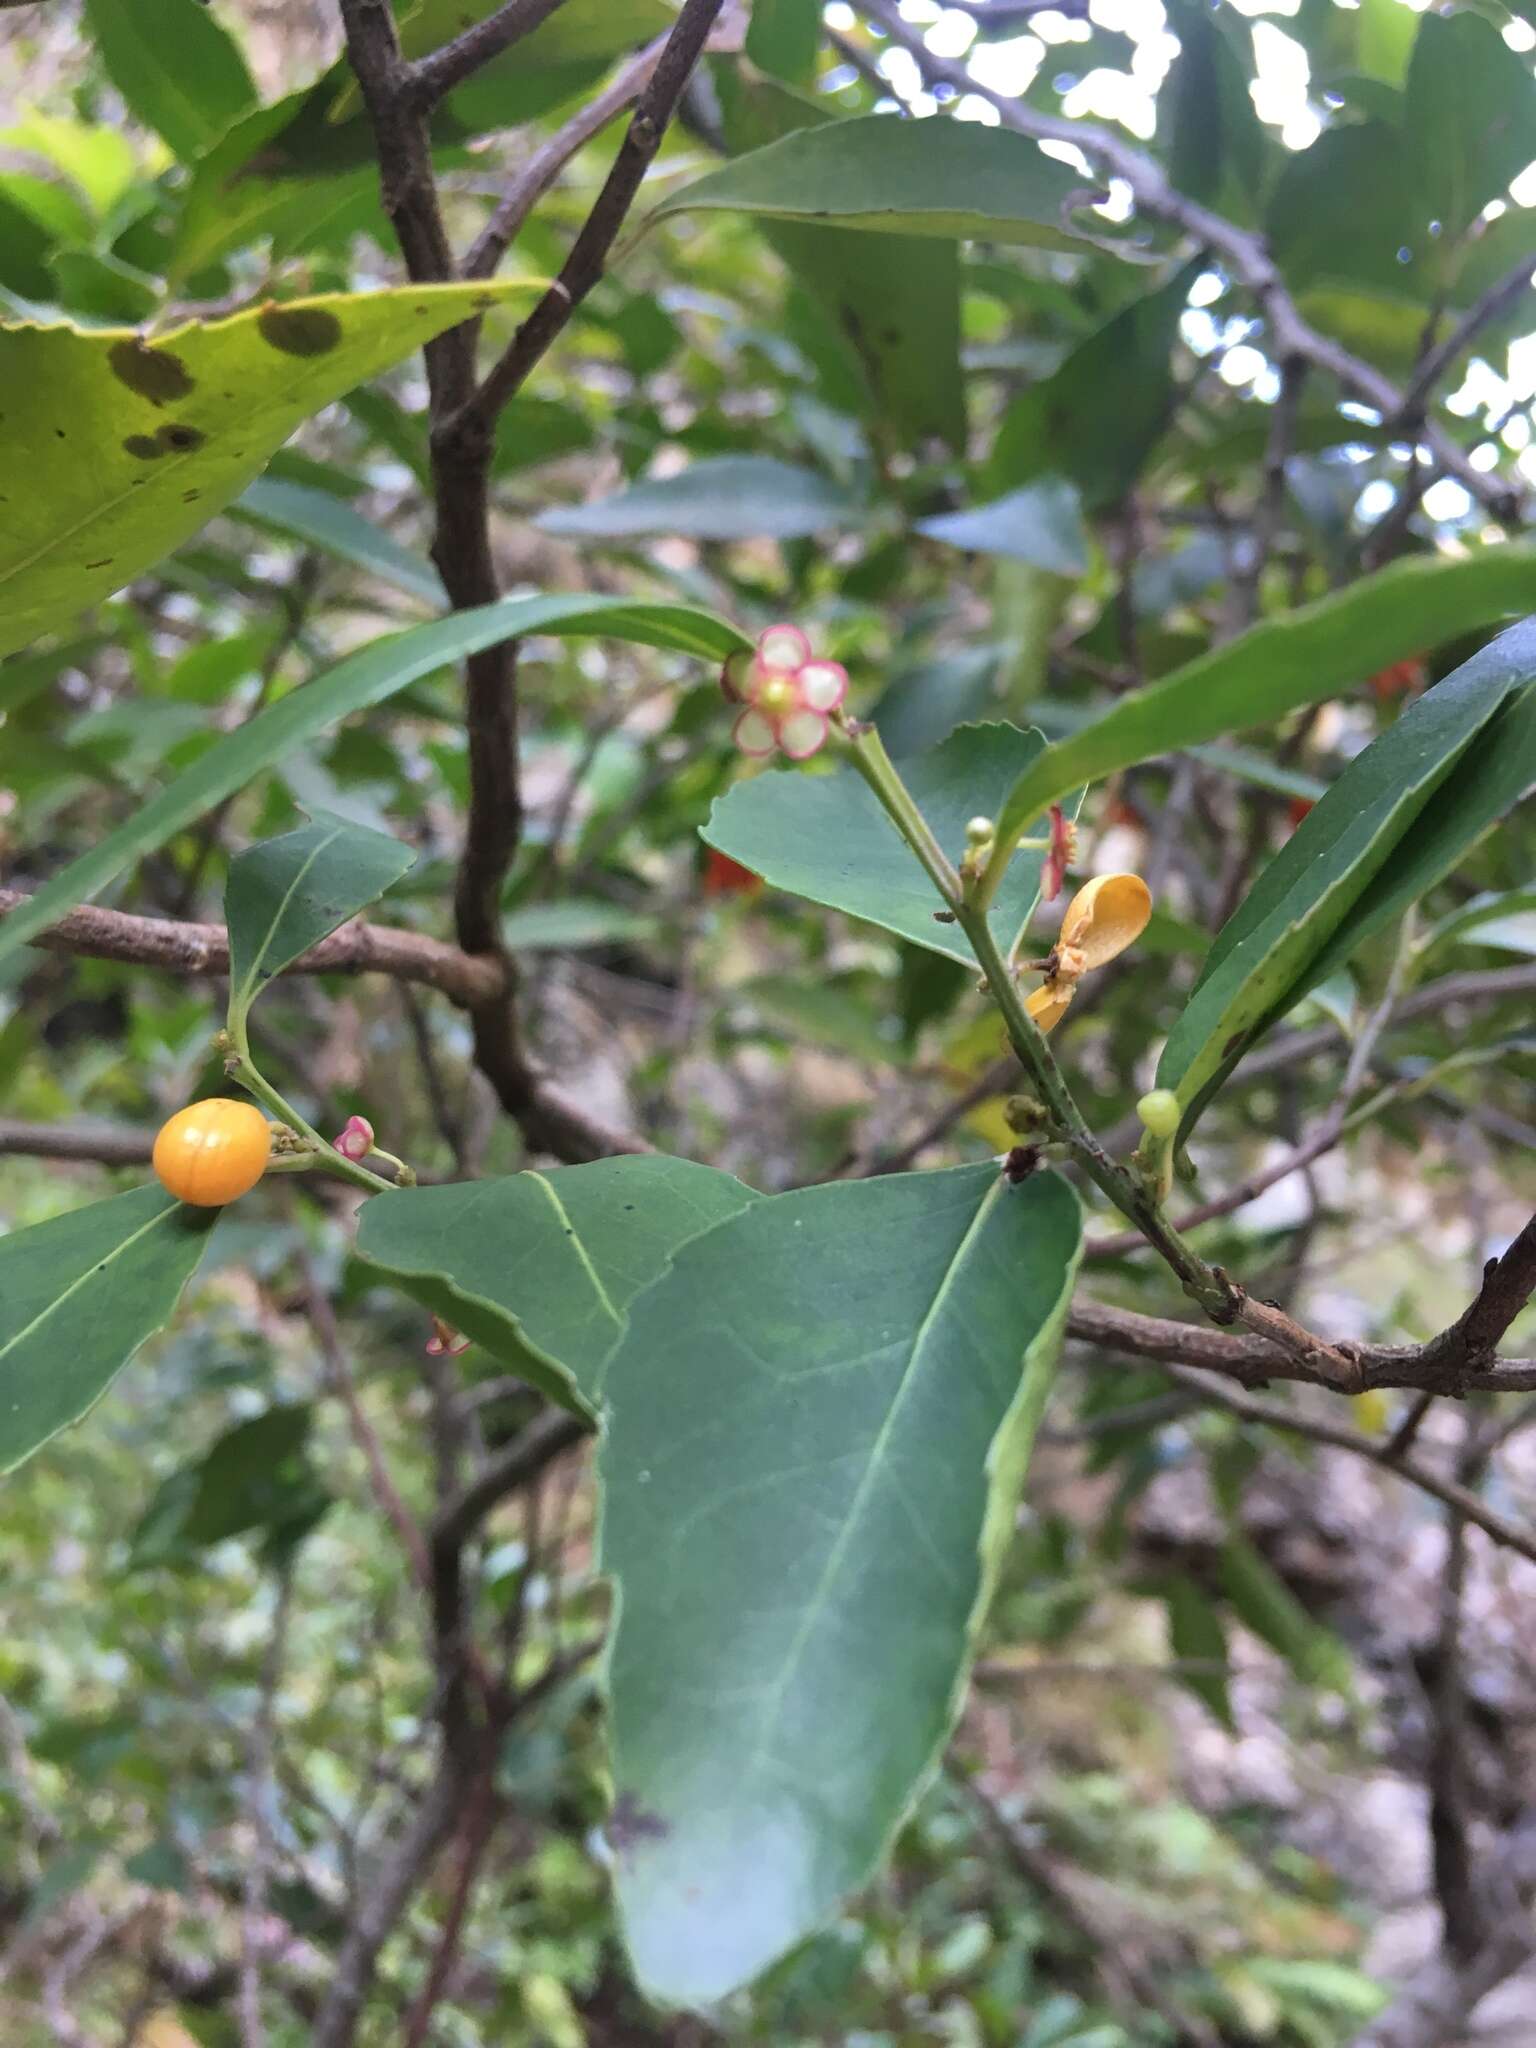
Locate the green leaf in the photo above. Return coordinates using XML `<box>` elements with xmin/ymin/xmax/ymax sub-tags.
<box><xmin>1406</xmin><ymin>12</ymin><xmax>1536</xmax><ymax>239</ymax></box>
<box><xmin>1163</xmin><ymin>0</ymin><xmax>1265</xmax><ymax>217</ymax></box>
<box><xmin>916</xmin><ymin>479</ymin><xmax>1089</xmax><ymax>577</ymax></box>
<box><xmin>133</xmin><ymin>1406</ymin><xmax>327</xmax><ymax>1562</ymax></box>
<box><xmin>717</xmin><ymin>71</ymin><xmax>965</xmax><ymax>455</ymax></box>
<box><xmin>703</xmin><ymin>722</ymin><xmax>1057</xmax><ymax>966</ymax></box>
<box><xmin>0</xmin><ymin>283</ymin><xmax>538</xmax><ymax>662</ymax></box>
<box><xmin>598</xmin><ymin>1164</ymin><xmax>1082</xmax><ymax>2002</ymax></box>
<box><xmin>1303</xmin><ymin>662</ymin><xmax>1536</xmax><ymax>989</ymax></box>
<box><xmin>232</xmin><ymin>476</ymin><xmax>445</xmax><ymax>607</ymax></box>
<box><xmin>48</xmin><ymin>248</ymin><xmax>159</xmax><ymax>324</ymax></box>
<box><xmin>990</xmin><ymin>549</ymin><xmax>1536</xmax><ymax>864</ymax></box>
<box><xmin>0</xmin><ymin>591</ymin><xmax>749</xmax><ymax>966</ymax></box>
<box><xmin>354</xmin><ymin>1157</ymin><xmax>761</xmax><ymax>1417</ymax></box>
<box><xmin>169</xmin><ymin>94</ymin><xmax>386</xmax><ymax>279</ymax></box>
<box><xmin>654</xmin><ymin>113</ymin><xmax>1105</xmax><ymax>252</ymax></box>
<box><xmin>178</xmin><ymin>1406</ymin><xmax>324</xmax><ymax>1547</ymax></box>
<box><xmin>492</xmin><ymin>394</ymin><xmax>594</xmax><ymax>474</ymax></box>
<box><xmin>988</xmin><ymin>263</ymin><xmax>1199</xmax><ymax>508</ymax></box>
<box><xmin>1156</xmin><ymin>621</ymin><xmax>1536</xmax><ymax>1123</ymax></box>
<box><xmin>0</xmin><ymin>187</ymin><xmax>57</xmax><ymax>300</ymax></box>
<box><xmin>872</xmin><ymin>647</ymin><xmax>1003</xmax><ymax>759</ymax></box>
<box><xmin>1268</xmin><ymin>123</ymin><xmax>1424</xmax><ymax>305</ymax></box>
<box><xmin>83</xmin><ymin>0</ymin><xmax>256</xmax><ymax>159</ymax></box>
<box><xmin>1422</xmin><ymin>889</ymin><xmax>1536</xmax><ymax>962</ymax></box>
<box><xmin>1219</xmin><ymin>1536</ymin><xmax>1353</xmax><ymax>1692</ymax></box>
<box><xmin>329</xmin><ymin>0</ymin><xmax>674</xmax><ymax>125</ymax></box>
<box><xmin>224</xmin><ymin>814</ymin><xmax>416</xmax><ymax>1028</ymax></box>
<box><xmin>499</xmin><ymin>900</ymin><xmax>657</xmax><ymax>951</ymax></box>
<box><xmin>1160</xmin><ymin>1578</ymin><xmax>1234</xmax><ymax>1730</ymax></box>
<box><xmin>1355</xmin><ymin>0</ymin><xmax>1418</xmax><ymax>86</ymax></box>
<box><xmin>538</xmin><ymin>456</ymin><xmax>862</xmax><ymax>543</ymax></box>
<box><xmin>746</xmin><ymin>0</ymin><xmax>821</xmax><ymax>84</ymax></box>
<box><xmin>0</xmin><ymin>1187</ymin><xmax>215</xmax><ymax>1476</ymax></box>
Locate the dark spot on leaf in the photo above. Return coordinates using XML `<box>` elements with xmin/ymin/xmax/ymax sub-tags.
<box><xmin>608</xmin><ymin>1793</ymin><xmax>669</xmax><ymax>1852</ymax></box>
<box><xmin>108</xmin><ymin>338</ymin><xmax>194</xmax><ymax>406</ymax></box>
<box><xmin>158</xmin><ymin>422</ymin><xmax>206</xmax><ymax>452</ymax></box>
<box><xmin>55</xmin><ymin>428</ymin><xmax>65</xmax><ymax>439</ymax></box>
<box><xmin>123</xmin><ymin>433</ymin><xmax>163</xmax><ymax>460</ymax></box>
<box><xmin>1222</xmin><ymin>1033</ymin><xmax>1245</xmax><ymax>1056</ymax></box>
<box><xmin>258</xmin><ymin>303</ymin><xmax>342</xmax><ymax>356</ymax></box>
<box><xmin>881</xmin><ymin>327</ymin><xmax>901</xmax><ymax>345</ymax></box>
<box><xmin>85</xmin><ymin>558</ymin><xmax>112</xmax><ymax>569</ymax></box>
<box><xmin>472</xmin><ymin>293</ymin><xmax>494</xmax><ymax>311</ymax></box>
<box><xmin>182</xmin><ymin>489</ymin><xmax>201</xmax><ymax>503</ymax></box>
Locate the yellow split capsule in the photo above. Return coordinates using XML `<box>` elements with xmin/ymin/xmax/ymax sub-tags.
<box><xmin>1024</xmin><ymin>873</ymin><xmax>1152</xmax><ymax>1035</ymax></box>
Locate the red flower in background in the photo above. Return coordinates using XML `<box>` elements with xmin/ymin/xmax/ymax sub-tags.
<box><xmin>702</xmin><ymin>850</ymin><xmax>762</xmax><ymax>899</ymax></box>
<box><xmin>1369</xmin><ymin>657</ymin><xmax>1427</xmax><ymax>701</ymax></box>
<box><xmin>1287</xmin><ymin>796</ymin><xmax>1316</xmax><ymax>830</ymax></box>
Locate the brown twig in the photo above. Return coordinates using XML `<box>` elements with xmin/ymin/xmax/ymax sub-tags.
<box><xmin>311</xmin><ymin>1766</ymin><xmax>463</xmax><ymax>2048</ymax></box>
<box><xmin>304</xmin><ymin>1255</ymin><xmax>433</xmax><ymax>1594</ymax></box>
<box><xmin>339</xmin><ymin>0</ymin><xmax>720</xmax><ymax>1165</ymax></box>
<box><xmin>1399</xmin><ymin>257</ymin><xmax>1536</xmax><ymax>423</ymax></box>
<box><xmin>0</xmin><ymin>888</ymin><xmax>507</xmax><ymax>1006</ymax></box>
<box><xmin>1153</xmin><ymin>1362</ymin><xmax>1536</xmax><ymax>1568</ymax></box>
<box><xmin>407</xmin><ymin>0</ymin><xmax>570</xmax><ymax>109</ymax></box>
<box><xmin>463</xmin><ymin>33</ymin><xmax>674</xmax><ymax>280</ymax></box>
<box><xmin>431</xmin><ymin>1409</ymin><xmax>589</xmax><ymax>1561</ymax></box>
<box><xmin>1415</xmin><ymin>1213</ymin><xmax>1536</xmax><ymax>1378</ymax></box>
<box><xmin>1067</xmin><ymin>1299</ymin><xmax>1536</xmax><ymax>1396</ymax></box>
<box><xmin>450</xmin><ymin>0</ymin><xmax>730</xmax><ymax>437</ymax></box>
<box><xmin>0</xmin><ymin>1116</ymin><xmax>158</xmax><ymax>1165</ymax></box>
<box><xmin>399</xmin><ymin>1775</ymin><xmax>501</xmax><ymax>2048</ymax></box>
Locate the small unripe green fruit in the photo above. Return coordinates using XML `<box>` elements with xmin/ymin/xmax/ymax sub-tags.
<box><xmin>965</xmin><ymin>815</ymin><xmax>995</xmax><ymax>846</ymax></box>
<box><xmin>1136</xmin><ymin>1088</ymin><xmax>1181</xmax><ymax>1137</ymax></box>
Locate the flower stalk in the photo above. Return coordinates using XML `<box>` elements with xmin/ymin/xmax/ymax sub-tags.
<box><xmin>834</xmin><ymin>718</ymin><xmax>1240</xmax><ymax>1324</ymax></box>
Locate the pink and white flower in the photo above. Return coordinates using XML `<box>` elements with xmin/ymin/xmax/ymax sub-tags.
<box><xmin>333</xmin><ymin>1115</ymin><xmax>376</xmax><ymax>1161</ymax></box>
<box><xmin>723</xmin><ymin>624</ymin><xmax>848</xmax><ymax>763</ymax></box>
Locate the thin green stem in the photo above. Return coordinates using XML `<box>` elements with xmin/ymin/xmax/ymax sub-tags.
<box><xmin>833</xmin><ymin>719</ymin><xmax>1238</xmax><ymax>1322</ymax></box>
<box><xmin>839</xmin><ymin>720</ymin><xmax>964</xmax><ymax>907</ymax></box>
<box><xmin>954</xmin><ymin>904</ymin><xmax>1236</xmax><ymax>1319</ymax></box>
<box><xmin>226</xmin><ymin>1025</ymin><xmax>395</xmax><ymax>1198</ymax></box>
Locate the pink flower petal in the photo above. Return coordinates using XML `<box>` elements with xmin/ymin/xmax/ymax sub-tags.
<box><xmin>756</xmin><ymin>623</ymin><xmax>811</xmax><ymax>673</ymax></box>
<box><xmin>333</xmin><ymin>1115</ymin><xmax>375</xmax><ymax>1160</ymax></box>
<box><xmin>797</xmin><ymin>660</ymin><xmax>847</xmax><ymax>713</ymax></box>
<box><xmin>778</xmin><ymin>708</ymin><xmax>829</xmax><ymax>759</ymax></box>
<box><xmin>732</xmin><ymin>707</ymin><xmax>779</xmax><ymax>757</ymax></box>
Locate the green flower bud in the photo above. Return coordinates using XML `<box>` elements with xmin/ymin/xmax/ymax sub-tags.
<box><xmin>965</xmin><ymin>815</ymin><xmax>995</xmax><ymax>846</ymax></box>
<box><xmin>1135</xmin><ymin>1088</ymin><xmax>1181</xmax><ymax>1137</ymax></box>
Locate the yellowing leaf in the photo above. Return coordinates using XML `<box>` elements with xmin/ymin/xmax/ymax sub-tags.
<box><xmin>0</xmin><ymin>281</ymin><xmax>538</xmax><ymax>660</ymax></box>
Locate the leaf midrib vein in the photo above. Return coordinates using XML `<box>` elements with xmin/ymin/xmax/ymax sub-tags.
<box><xmin>233</xmin><ymin>827</ymin><xmax>342</xmax><ymax>1013</ymax></box>
<box><xmin>0</xmin><ymin>1201</ymin><xmax>181</xmax><ymax>1366</ymax></box>
<box><xmin>742</xmin><ymin>1178</ymin><xmax>1003</xmax><ymax>1776</ymax></box>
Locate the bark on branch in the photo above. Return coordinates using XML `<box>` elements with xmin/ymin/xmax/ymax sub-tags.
<box><xmin>0</xmin><ymin>888</ymin><xmax>508</xmax><ymax>1006</ymax></box>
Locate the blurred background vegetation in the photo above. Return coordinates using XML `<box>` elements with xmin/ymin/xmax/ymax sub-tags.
<box><xmin>2</xmin><ymin>0</ymin><xmax>1535</xmax><ymax>2042</ymax></box>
